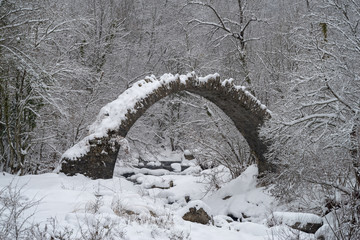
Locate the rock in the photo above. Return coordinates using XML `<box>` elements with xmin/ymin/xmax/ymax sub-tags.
<box><xmin>183</xmin><ymin>207</ymin><xmax>211</xmax><ymax>225</ymax></box>
<box><xmin>149</xmin><ymin>180</ymin><xmax>173</xmax><ymax>189</ymax></box>
<box><xmin>227</xmin><ymin>213</ymin><xmax>240</xmax><ymax>222</ymax></box>
<box><xmin>268</xmin><ymin>212</ymin><xmax>323</xmax><ymax>234</ymax></box>
<box><xmin>222</xmin><ymin>195</ymin><xmax>232</xmax><ymax>200</ymax></box>
<box><xmin>184</xmin><ymin>150</ymin><xmax>195</xmax><ymax>160</ymax></box>
<box><xmin>181</xmin><ymin>200</ymin><xmax>211</xmax><ymax>225</ymax></box>
<box><xmin>291</xmin><ymin>221</ymin><xmax>323</xmax><ymax>234</ymax></box>
<box><xmin>124</xmin><ymin>210</ymin><xmax>136</xmax><ymax>216</ymax></box>
<box><xmin>213</xmin><ymin>215</ymin><xmax>234</xmax><ymax>227</ymax></box>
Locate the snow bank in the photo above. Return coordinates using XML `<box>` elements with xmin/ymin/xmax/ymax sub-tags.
<box><xmin>268</xmin><ymin>211</ymin><xmax>323</xmax><ymax>234</ymax></box>
<box><xmin>268</xmin><ymin>225</ymin><xmax>315</xmax><ymax>239</ymax></box>
<box><xmin>0</xmin><ymin>165</ymin><xmax>302</xmax><ymax>240</ymax></box>
<box><xmin>204</xmin><ymin>165</ymin><xmax>276</xmax><ymax>222</ymax></box>
<box><xmin>314</xmin><ymin>224</ymin><xmax>336</xmax><ymax>240</ymax></box>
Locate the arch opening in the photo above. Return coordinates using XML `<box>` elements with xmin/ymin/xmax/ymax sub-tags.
<box><xmin>59</xmin><ymin>73</ymin><xmax>271</xmax><ymax>179</ymax></box>
<box><xmin>115</xmin><ymin>91</ymin><xmax>254</xmax><ymax>177</ymax></box>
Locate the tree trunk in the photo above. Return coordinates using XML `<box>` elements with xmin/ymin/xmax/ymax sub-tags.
<box><xmin>351</xmin><ymin>122</ymin><xmax>360</xmax><ymax>192</ymax></box>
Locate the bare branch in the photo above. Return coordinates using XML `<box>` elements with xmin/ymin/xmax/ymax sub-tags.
<box><xmin>0</xmin><ymin>7</ymin><xmax>35</xmax><ymax>21</ymax></box>
<box><xmin>301</xmin><ymin>98</ymin><xmax>338</xmax><ymax>107</ymax></box>
<box><xmin>187</xmin><ymin>1</ymin><xmax>230</xmax><ymax>33</ymax></box>
<box><xmin>304</xmin><ymin>177</ymin><xmax>353</xmax><ymax>196</ymax></box>
<box><xmin>282</xmin><ymin>113</ymin><xmax>338</xmax><ymax>126</ymax></box>
<box><xmin>326</xmin><ymin>80</ymin><xmax>357</xmax><ymax>114</ymax></box>
<box><xmin>0</xmin><ymin>19</ymin><xmax>48</xmax><ymax>31</ymax></box>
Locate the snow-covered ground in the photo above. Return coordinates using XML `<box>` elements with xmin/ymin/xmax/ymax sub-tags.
<box><xmin>0</xmin><ymin>165</ymin><xmax>316</xmax><ymax>239</ymax></box>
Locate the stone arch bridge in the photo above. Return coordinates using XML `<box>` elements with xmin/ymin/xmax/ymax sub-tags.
<box><xmin>59</xmin><ymin>73</ymin><xmax>272</xmax><ymax>179</ymax></box>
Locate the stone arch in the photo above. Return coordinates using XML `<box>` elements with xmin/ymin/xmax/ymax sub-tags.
<box><xmin>59</xmin><ymin>73</ymin><xmax>272</xmax><ymax>179</ymax></box>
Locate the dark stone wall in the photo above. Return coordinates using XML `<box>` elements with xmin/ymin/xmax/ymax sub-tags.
<box><xmin>60</xmin><ymin>135</ymin><xmax>121</xmax><ymax>179</ymax></box>
<box><xmin>60</xmin><ymin>74</ymin><xmax>271</xmax><ymax>179</ymax></box>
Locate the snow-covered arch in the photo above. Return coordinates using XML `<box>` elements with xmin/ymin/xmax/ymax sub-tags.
<box><xmin>59</xmin><ymin>73</ymin><xmax>272</xmax><ymax>179</ymax></box>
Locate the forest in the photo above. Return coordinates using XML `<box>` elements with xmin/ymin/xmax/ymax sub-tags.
<box><xmin>0</xmin><ymin>0</ymin><xmax>359</xmax><ymax>239</ymax></box>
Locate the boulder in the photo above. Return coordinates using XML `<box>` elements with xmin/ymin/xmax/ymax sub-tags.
<box><xmin>268</xmin><ymin>212</ymin><xmax>323</xmax><ymax>234</ymax></box>
<box><xmin>183</xmin><ymin>207</ymin><xmax>211</xmax><ymax>225</ymax></box>
<box><xmin>180</xmin><ymin>200</ymin><xmax>212</xmax><ymax>225</ymax></box>
<box><xmin>184</xmin><ymin>150</ymin><xmax>195</xmax><ymax>160</ymax></box>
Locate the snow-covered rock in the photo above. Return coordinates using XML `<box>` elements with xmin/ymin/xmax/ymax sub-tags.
<box><xmin>179</xmin><ymin>200</ymin><xmax>212</xmax><ymax>225</ymax></box>
<box><xmin>171</xmin><ymin>163</ymin><xmax>181</xmax><ymax>172</ymax></box>
<box><xmin>184</xmin><ymin>149</ymin><xmax>195</xmax><ymax>160</ymax></box>
<box><xmin>315</xmin><ymin>224</ymin><xmax>336</xmax><ymax>240</ymax></box>
<box><xmin>204</xmin><ymin>165</ymin><xmax>275</xmax><ymax>222</ymax></box>
<box><xmin>268</xmin><ymin>211</ymin><xmax>323</xmax><ymax>234</ymax></box>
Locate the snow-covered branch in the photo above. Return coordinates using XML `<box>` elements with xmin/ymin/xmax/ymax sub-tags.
<box><xmin>301</xmin><ymin>98</ymin><xmax>338</xmax><ymax>107</ymax></box>
<box><xmin>281</xmin><ymin>113</ymin><xmax>338</xmax><ymax>126</ymax></box>
<box><xmin>187</xmin><ymin>1</ymin><xmax>230</xmax><ymax>33</ymax></box>
<box><xmin>0</xmin><ymin>19</ymin><xmax>49</xmax><ymax>31</ymax></box>
<box><xmin>0</xmin><ymin>7</ymin><xmax>35</xmax><ymax>21</ymax></box>
<box><xmin>304</xmin><ymin>177</ymin><xmax>353</xmax><ymax>196</ymax></box>
<box><xmin>188</xmin><ymin>19</ymin><xmax>231</xmax><ymax>34</ymax></box>
<box><xmin>326</xmin><ymin>80</ymin><xmax>357</xmax><ymax>114</ymax></box>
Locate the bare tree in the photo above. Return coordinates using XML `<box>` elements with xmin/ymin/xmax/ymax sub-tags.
<box><xmin>184</xmin><ymin>0</ymin><xmax>265</xmax><ymax>91</ymax></box>
<box><xmin>261</xmin><ymin>0</ymin><xmax>360</xmax><ymax>238</ymax></box>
